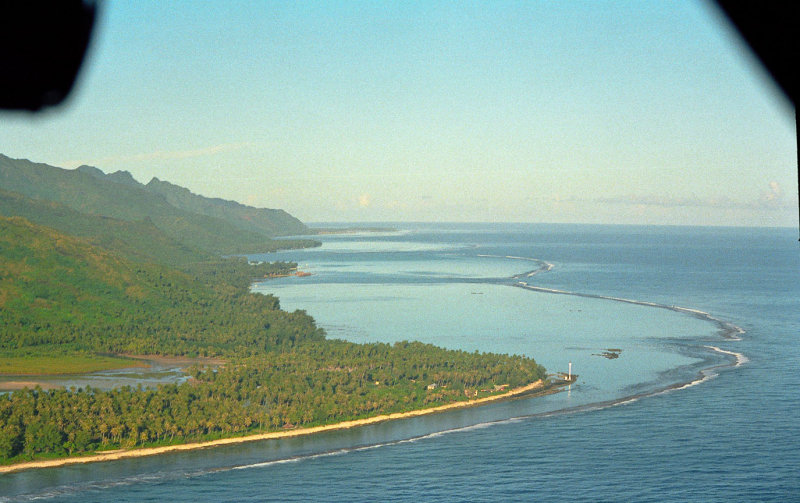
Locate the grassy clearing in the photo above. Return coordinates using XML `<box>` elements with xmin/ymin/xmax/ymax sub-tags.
<box><xmin>0</xmin><ymin>353</ymin><xmax>147</xmax><ymax>375</ymax></box>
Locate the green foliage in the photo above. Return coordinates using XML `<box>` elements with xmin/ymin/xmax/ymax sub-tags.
<box><xmin>0</xmin><ymin>341</ymin><xmax>545</xmax><ymax>462</ymax></box>
<box><xmin>0</xmin><ymin>216</ymin><xmax>323</xmax><ymax>357</ymax></box>
<box><xmin>181</xmin><ymin>258</ymin><xmax>299</xmax><ymax>290</ymax></box>
<box><xmin>145</xmin><ymin>177</ymin><xmax>308</xmax><ymax>237</ymax></box>
<box><xmin>0</xmin><ymin>154</ymin><xmax>319</xmax><ymax>256</ymax></box>
<box><xmin>0</xmin><ymin>188</ymin><xmax>210</xmax><ymax>266</ymax></box>
<box><xmin>0</xmin><ymin>353</ymin><xmax>144</xmax><ymax>376</ymax></box>
<box><xmin>0</xmin><ymin>157</ymin><xmax>548</xmax><ymax>465</ymax></box>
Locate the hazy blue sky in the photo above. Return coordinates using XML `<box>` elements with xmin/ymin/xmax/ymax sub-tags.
<box><xmin>1</xmin><ymin>0</ymin><xmax>796</xmax><ymax>226</ymax></box>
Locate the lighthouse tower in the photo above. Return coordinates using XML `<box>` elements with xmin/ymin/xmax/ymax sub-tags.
<box><xmin>568</xmin><ymin>362</ymin><xmax>572</xmax><ymax>381</ymax></box>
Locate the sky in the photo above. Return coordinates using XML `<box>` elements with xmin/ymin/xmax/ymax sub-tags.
<box><xmin>0</xmin><ymin>0</ymin><xmax>796</xmax><ymax>226</ymax></box>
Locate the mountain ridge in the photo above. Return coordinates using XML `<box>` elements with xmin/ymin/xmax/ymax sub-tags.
<box><xmin>143</xmin><ymin>176</ymin><xmax>307</xmax><ymax>237</ymax></box>
<box><xmin>0</xmin><ymin>154</ymin><xmax>316</xmax><ymax>256</ymax></box>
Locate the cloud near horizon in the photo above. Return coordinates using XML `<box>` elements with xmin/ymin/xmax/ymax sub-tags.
<box><xmin>357</xmin><ymin>193</ymin><xmax>371</xmax><ymax>208</ymax></box>
<box><xmin>762</xmin><ymin>181</ymin><xmax>783</xmax><ymax>204</ymax></box>
<box><xmin>594</xmin><ymin>182</ymin><xmax>795</xmax><ymax>211</ymax></box>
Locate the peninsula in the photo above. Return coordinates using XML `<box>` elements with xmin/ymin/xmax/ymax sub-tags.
<box><xmin>0</xmin><ymin>380</ymin><xmax>562</xmax><ymax>474</ymax></box>
<box><xmin>0</xmin><ymin>156</ymin><xmax>550</xmax><ymax>471</ymax></box>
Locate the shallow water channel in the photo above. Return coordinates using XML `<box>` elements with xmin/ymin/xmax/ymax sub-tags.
<box><xmin>0</xmin><ymin>359</ymin><xmax>192</xmax><ymax>393</ymax></box>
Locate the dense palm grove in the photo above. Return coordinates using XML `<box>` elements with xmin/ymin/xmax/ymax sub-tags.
<box><xmin>0</xmin><ymin>160</ymin><xmax>548</xmax><ymax>465</ymax></box>
<box><xmin>0</xmin><ymin>341</ymin><xmax>544</xmax><ymax>459</ymax></box>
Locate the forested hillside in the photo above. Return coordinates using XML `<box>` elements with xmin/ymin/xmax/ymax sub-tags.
<box><xmin>0</xmin><ymin>216</ymin><xmax>546</xmax><ymax>462</ymax></box>
<box><xmin>0</xmin><ymin>155</ymin><xmax>547</xmax><ymax>465</ymax></box>
<box><xmin>0</xmin><ymin>189</ymin><xmax>209</xmax><ymax>266</ymax></box>
<box><xmin>0</xmin><ymin>154</ymin><xmax>317</xmax><ymax>255</ymax></box>
<box><xmin>76</xmin><ymin>164</ymin><xmax>308</xmax><ymax>236</ymax></box>
<box><xmin>144</xmin><ymin>177</ymin><xmax>307</xmax><ymax>237</ymax></box>
<box><xmin>0</xmin><ymin>216</ymin><xmax>322</xmax><ymax>357</ymax></box>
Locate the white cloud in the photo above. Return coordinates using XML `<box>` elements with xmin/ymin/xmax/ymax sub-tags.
<box><xmin>761</xmin><ymin>181</ymin><xmax>784</xmax><ymax>205</ymax></box>
<box><xmin>594</xmin><ymin>182</ymin><xmax>795</xmax><ymax>211</ymax></box>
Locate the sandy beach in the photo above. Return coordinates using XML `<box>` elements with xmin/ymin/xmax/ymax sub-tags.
<box><xmin>0</xmin><ymin>380</ymin><xmax>549</xmax><ymax>474</ymax></box>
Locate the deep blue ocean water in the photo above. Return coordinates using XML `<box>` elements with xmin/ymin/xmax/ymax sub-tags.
<box><xmin>2</xmin><ymin>223</ymin><xmax>798</xmax><ymax>502</ymax></box>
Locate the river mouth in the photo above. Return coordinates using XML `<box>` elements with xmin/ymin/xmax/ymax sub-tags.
<box><xmin>0</xmin><ymin>356</ymin><xmax>224</xmax><ymax>392</ymax></box>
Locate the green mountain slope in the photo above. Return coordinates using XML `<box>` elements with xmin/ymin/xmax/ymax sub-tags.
<box><xmin>0</xmin><ymin>155</ymin><xmax>315</xmax><ymax>255</ymax></box>
<box><xmin>0</xmin><ymin>189</ymin><xmax>209</xmax><ymax>266</ymax></box>
<box><xmin>144</xmin><ymin>177</ymin><xmax>307</xmax><ymax>237</ymax></box>
<box><xmin>75</xmin><ymin>165</ymin><xmax>142</xmax><ymax>188</ymax></box>
<box><xmin>76</xmin><ymin>164</ymin><xmax>308</xmax><ymax>237</ymax></box>
<box><xmin>0</xmin><ymin>193</ymin><xmax>548</xmax><ymax>465</ymax></box>
<box><xmin>0</xmin><ymin>215</ymin><xmax>323</xmax><ymax>356</ymax></box>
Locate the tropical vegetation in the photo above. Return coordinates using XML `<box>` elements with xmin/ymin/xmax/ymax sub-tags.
<box><xmin>0</xmin><ymin>155</ymin><xmax>547</xmax><ymax>465</ymax></box>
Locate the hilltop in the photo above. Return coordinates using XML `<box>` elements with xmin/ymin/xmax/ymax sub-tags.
<box><xmin>0</xmin><ymin>154</ymin><xmax>317</xmax><ymax>256</ymax></box>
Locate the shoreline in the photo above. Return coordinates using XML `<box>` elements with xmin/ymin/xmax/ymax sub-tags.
<box><xmin>2</xmin><ymin>256</ymin><xmax>745</xmax><ymax>475</ymax></box>
<box><xmin>0</xmin><ymin>380</ymin><xmax>554</xmax><ymax>474</ymax></box>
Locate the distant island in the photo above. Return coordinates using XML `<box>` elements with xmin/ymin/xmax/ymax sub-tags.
<box><xmin>0</xmin><ymin>155</ymin><xmax>550</xmax><ymax>470</ymax></box>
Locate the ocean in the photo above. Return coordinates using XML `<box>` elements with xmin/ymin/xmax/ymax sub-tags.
<box><xmin>1</xmin><ymin>223</ymin><xmax>798</xmax><ymax>502</ymax></box>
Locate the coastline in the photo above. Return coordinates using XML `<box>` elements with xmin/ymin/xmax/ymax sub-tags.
<box><xmin>0</xmin><ymin>380</ymin><xmax>552</xmax><ymax>474</ymax></box>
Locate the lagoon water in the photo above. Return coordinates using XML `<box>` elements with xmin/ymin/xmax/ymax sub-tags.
<box><xmin>0</xmin><ymin>361</ymin><xmax>191</xmax><ymax>393</ymax></box>
<box><xmin>2</xmin><ymin>223</ymin><xmax>798</xmax><ymax>501</ymax></box>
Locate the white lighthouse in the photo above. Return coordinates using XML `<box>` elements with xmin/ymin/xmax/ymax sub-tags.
<box><xmin>568</xmin><ymin>362</ymin><xmax>572</xmax><ymax>381</ymax></box>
